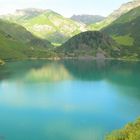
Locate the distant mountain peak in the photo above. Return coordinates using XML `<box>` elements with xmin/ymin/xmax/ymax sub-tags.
<box><xmin>14</xmin><ymin>8</ymin><xmax>53</xmax><ymax>16</ymax></box>
<box><xmin>16</xmin><ymin>8</ymin><xmax>47</xmax><ymax>13</ymax></box>
<box><xmin>71</xmin><ymin>14</ymin><xmax>105</xmax><ymax>25</ymax></box>
<box><xmin>0</xmin><ymin>8</ymin><xmax>88</xmax><ymax>44</ymax></box>
<box><xmin>89</xmin><ymin>0</ymin><xmax>140</xmax><ymax>30</ymax></box>
<box><xmin>108</xmin><ymin>0</ymin><xmax>140</xmax><ymax>20</ymax></box>
<box><xmin>4</xmin><ymin>8</ymin><xmax>61</xmax><ymax>23</ymax></box>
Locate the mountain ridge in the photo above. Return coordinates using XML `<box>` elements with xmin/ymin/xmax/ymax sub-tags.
<box><xmin>102</xmin><ymin>6</ymin><xmax>140</xmax><ymax>59</ymax></box>
<box><xmin>0</xmin><ymin>19</ymin><xmax>55</xmax><ymax>61</ymax></box>
<box><xmin>0</xmin><ymin>8</ymin><xmax>87</xmax><ymax>44</ymax></box>
<box><xmin>89</xmin><ymin>0</ymin><xmax>140</xmax><ymax>30</ymax></box>
<box><xmin>71</xmin><ymin>14</ymin><xmax>105</xmax><ymax>25</ymax></box>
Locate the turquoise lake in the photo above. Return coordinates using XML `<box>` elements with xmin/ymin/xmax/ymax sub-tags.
<box><xmin>0</xmin><ymin>60</ymin><xmax>140</xmax><ymax>140</ymax></box>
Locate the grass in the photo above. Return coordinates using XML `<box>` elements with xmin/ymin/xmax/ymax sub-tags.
<box><xmin>112</xmin><ymin>35</ymin><xmax>134</xmax><ymax>46</ymax></box>
<box><xmin>0</xmin><ymin>30</ymin><xmax>55</xmax><ymax>61</ymax></box>
<box><xmin>0</xmin><ymin>59</ymin><xmax>5</xmax><ymax>65</ymax></box>
<box><xmin>114</xmin><ymin>6</ymin><xmax>140</xmax><ymax>24</ymax></box>
<box><xmin>106</xmin><ymin>118</ymin><xmax>140</xmax><ymax>140</ymax></box>
<box><xmin>0</xmin><ymin>32</ymin><xmax>27</xmax><ymax>60</ymax></box>
<box><xmin>6</xmin><ymin>10</ymin><xmax>87</xmax><ymax>44</ymax></box>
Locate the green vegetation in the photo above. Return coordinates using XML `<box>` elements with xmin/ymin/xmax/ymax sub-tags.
<box><xmin>112</xmin><ymin>35</ymin><xmax>134</xmax><ymax>46</ymax></box>
<box><xmin>0</xmin><ymin>31</ymin><xmax>27</xmax><ymax>60</ymax></box>
<box><xmin>1</xmin><ymin>9</ymin><xmax>87</xmax><ymax>44</ymax></box>
<box><xmin>88</xmin><ymin>18</ymin><xmax>113</xmax><ymax>31</ymax></box>
<box><xmin>71</xmin><ymin>15</ymin><xmax>105</xmax><ymax>25</ymax></box>
<box><xmin>0</xmin><ymin>19</ymin><xmax>35</xmax><ymax>43</ymax></box>
<box><xmin>0</xmin><ymin>0</ymin><xmax>140</xmax><ymax>46</ymax></box>
<box><xmin>103</xmin><ymin>6</ymin><xmax>140</xmax><ymax>46</ymax></box>
<box><xmin>1</xmin><ymin>3</ymin><xmax>140</xmax><ymax>61</ymax></box>
<box><xmin>88</xmin><ymin>0</ymin><xmax>140</xmax><ymax>30</ymax></box>
<box><xmin>102</xmin><ymin>6</ymin><xmax>140</xmax><ymax>59</ymax></box>
<box><xmin>58</xmin><ymin>31</ymin><xmax>121</xmax><ymax>58</ymax></box>
<box><xmin>0</xmin><ymin>59</ymin><xmax>4</xmax><ymax>65</ymax></box>
<box><xmin>113</xmin><ymin>6</ymin><xmax>140</xmax><ymax>24</ymax></box>
<box><xmin>0</xmin><ymin>36</ymin><xmax>55</xmax><ymax>60</ymax></box>
<box><xmin>0</xmin><ymin>19</ymin><xmax>56</xmax><ymax>61</ymax></box>
<box><xmin>106</xmin><ymin>118</ymin><xmax>140</xmax><ymax>140</ymax></box>
<box><xmin>0</xmin><ymin>19</ymin><xmax>52</xmax><ymax>48</ymax></box>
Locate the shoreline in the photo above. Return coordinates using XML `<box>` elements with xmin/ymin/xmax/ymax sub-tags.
<box><xmin>1</xmin><ymin>56</ymin><xmax>140</xmax><ymax>64</ymax></box>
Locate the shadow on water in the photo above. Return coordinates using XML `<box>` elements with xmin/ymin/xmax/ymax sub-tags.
<box><xmin>62</xmin><ymin>59</ymin><xmax>140</xmax><ymax>99</ymax></box>
<box><xmin>0</xmin><ymin>60</ymin><xmax>140</xmax><ymax>140</ymax></box>
<box><xmin>0</xmin><ymin>60</ymin><xmax>140</xmax><ymax>86</ymax></box>
<box><xmin>0</xmin><ymin>59</ymin><xmax>140</xmax><ymax>99</ymax></box>
<box><xmin>62</xmin><ymin>59</ymin><xmax>140</xmax><ymax>87</ymax></box>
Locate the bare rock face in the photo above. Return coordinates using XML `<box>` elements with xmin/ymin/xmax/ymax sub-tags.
<box><xmin>96</xmin><ymin>53</ymin><xmax>105</xmax><ymax>59</ymax></box>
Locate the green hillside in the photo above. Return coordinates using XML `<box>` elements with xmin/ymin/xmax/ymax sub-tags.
<box><xmin>102</xmin><ymin>6</ymin><xmax>140</xmax><ymax>59</ymax></box>
<box><xmin>1</xmin><ymin>9</ymin><xmax>87</xmax><ymax>44</ymax></box>
<box><xmin>71</xmin><ymin>14</ymin><xmax>105</xmax><ymax>25</ymax></box>
<box><xmin>0</xmin><ymin>19</ymin><xmax>52</xmax><ymax>48</ymax></box>
<box><xmin>0</xmin><ymin>31</ymin><xmax>53</xmax><ymax>61</ymax></box>
<box><xmin>106</xmin><ymin>118</ymin><xmax>140</xmax><ymax>140</ymax></box>
<box><xmin>0</xmin><ymin>19</ymin><xmax>35</xmax><ymax>43</ymax></box>
<box><xmin>58</xmin><ymin>31</ymin><xmax>121</xmax><ymax>58</ymax></box>
<box><xmin>89</xmin><ymin>0</ymin><xmax>140</xmax><ymax>30</ymax></box>
<box><xmin>0</xmin><ymin>20</ymin><xmax>55</xmax><ymax>61</ymax></box>
<box><xmin>1</xmin><ymin>5</ymin><xmax>140</xmax><ymax>61</ymax></box>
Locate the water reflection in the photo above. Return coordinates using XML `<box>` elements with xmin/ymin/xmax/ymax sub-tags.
<box><xmin>25</xmin><ymin>63</ymin><xmax>73</xmax><ymax>82</ymax></box>
<box><xmin>0</xmin><ymin>60</ymin><xmax>140</xmax><ymax>85</ymax></box>
<box><xmin>63</xmin><ymin>60</ymin><xmax>140</xmax><ymax>87</ymax></box>
<box><xmin>0</xmin><ymin>60</ymin><xmax>140</xmax><ymax>140</ymax></box>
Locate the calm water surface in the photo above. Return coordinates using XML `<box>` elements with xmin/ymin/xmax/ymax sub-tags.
<box><xmin>0</xmin><ymin>60</ymin><xmax>140</xmax><ymax>140</ymax></box>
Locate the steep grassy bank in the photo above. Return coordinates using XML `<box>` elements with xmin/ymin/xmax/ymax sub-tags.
<box><xmin>106</xmin><ymin>118</ymin><xmax>140</xmax><ymax>140</ymax></box>
<box><xmin>0</xmin><ymin>19</ymin><xmax>56</xmax><ymax>61</ymax></box>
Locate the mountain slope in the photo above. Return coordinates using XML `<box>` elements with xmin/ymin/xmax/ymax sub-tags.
<box><xmin>58</xmin><ymin>31</ymin><xmax>121</xmax><ymax>58</ymax></box>
<box><xmin>0</xmin><ymin>19</ymin><xmax>52</xmax><ymax>48</ymax></box>
<box><xmin>0</xmin><ymin>30</ymin><xmax>29</xmax><ymax>60</ymax></box>
<box><xmin>0</xmin><ymin>30</ymin><xmax>54</xmax><ymax>61</ymax></box>
<box><xmin>106</xmin><ymin>118</ymin><xmax>140</xmax><ymax>140</ymax></box>
<box><xmin>89</xmin><ymin>0</ymin><xmax>140</xmax><ymax>30</ymax></box>
<box><xmin>71</xmin><ymin>15</ymin><xmax>105</xmax><ymax>25</ymax></box>
<box><xmin>0</xmin><ymin>19</ymin><xmax>54</xmax><ymax>60</ymax></box>
<box><xmin>1</xmin><ymin>9</ymin><xmax>87</xmax><ymax>44</ymax></box>
<box><xmin>102</xmin><ymin>6</ymin><xmax>140</xmax><ymax>59</ymax></box>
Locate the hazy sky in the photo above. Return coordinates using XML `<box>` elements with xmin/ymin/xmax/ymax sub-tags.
<box><xmin>0</xmin><ymin>0</ymin><xmax>131</xmax><ymax>17</ymax></box>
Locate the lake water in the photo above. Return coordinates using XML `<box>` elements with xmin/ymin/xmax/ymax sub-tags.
<box><xmin>0</xmin><ymin>60</ymin><xmax>140</xmax><ymax>140</ymax></box>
